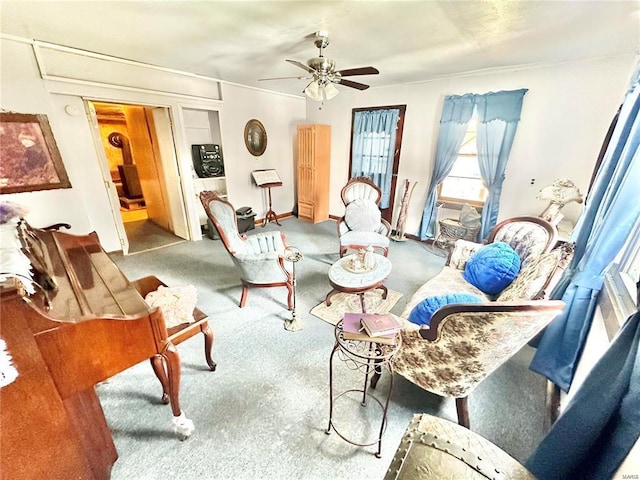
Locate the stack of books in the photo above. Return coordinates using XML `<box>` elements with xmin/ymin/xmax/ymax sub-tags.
<box><xmin>342</xmin><ymin>312</ymin><xmax>402</xmax><ymax>345</ymax></box>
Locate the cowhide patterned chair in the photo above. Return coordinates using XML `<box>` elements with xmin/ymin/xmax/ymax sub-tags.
<box><xmin>372</xmin><ymin>216</ymin><xmax>571</xmax><ymax>429</ymax></box>
<box><xmin>200</xmin><ymin>191</ymin><xmax>293</xmax><ymax>310</ymax></box>
<box><xmin>337</xmin><ymin>176</ymin><xmax>392</xmax><ymax>257</ymax></box>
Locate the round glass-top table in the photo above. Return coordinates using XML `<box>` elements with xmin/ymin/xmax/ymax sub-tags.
<box><xmin>325</xmin><ymin>253</ymin><xmax>392</xmax><ymax>313</ymax></box>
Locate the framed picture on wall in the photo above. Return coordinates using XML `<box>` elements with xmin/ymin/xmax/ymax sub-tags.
<box><xmin>244</xmin><ymin>119</ymin><xmax>267</xmax><ymax>157</ymax></box>
<box><xmin>0</xmin><ymin>112</ymin><xmax>71</xmax><ymax>194</ymax></box>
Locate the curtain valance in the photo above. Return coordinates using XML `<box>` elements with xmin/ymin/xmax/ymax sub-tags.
<box><xmin>475</xmin><ymin>89</ymin><xmax>528</xmax><ymax>123</ymax></box>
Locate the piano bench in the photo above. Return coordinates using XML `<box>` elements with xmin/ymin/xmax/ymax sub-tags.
<box><xmin>132</xmin><ymin>275</ymin><xmax>216</xmax><ymax>404</ymax></box>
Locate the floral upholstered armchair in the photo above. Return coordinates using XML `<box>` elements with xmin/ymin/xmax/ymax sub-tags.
<box><xmin>372</xmin><ymin>216</ymin><xmax>571</xmax><ymax>428</ymax></box>
<box><xmin>337</xmin><ymin>176</ymin><xmax>392</xmax><ymax>257</ymax></box>
<box><xmin>199</xmin><ymin>191</ymin><xmax>293</xmax><ymax>310</ymax></box>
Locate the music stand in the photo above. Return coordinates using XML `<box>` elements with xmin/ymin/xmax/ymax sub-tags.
<box><xmin>252</xmin><ymin>169</ymin><xmax>283</xmax><ymax>227</ymax></box>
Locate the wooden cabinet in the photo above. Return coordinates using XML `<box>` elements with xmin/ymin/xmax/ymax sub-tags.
<box><xmin>297</xmin><ymin>124</ymin><xmax>331</xmax><ymax>223</ymax></box>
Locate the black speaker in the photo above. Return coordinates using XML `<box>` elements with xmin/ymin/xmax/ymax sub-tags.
<box><xmin>192</xmin><ymin>144</ymin><xmax>225</xmax><ymax>178</ymax></box>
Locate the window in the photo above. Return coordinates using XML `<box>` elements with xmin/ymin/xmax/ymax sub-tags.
<box><xmin>603</xmin><ymin>215</ymin><xmax>640</xmax><ymax>336</ymax></box>
<box><xmin>358</xmin><ymin>131</ymin><xmax>393</xmax><ymax>175</ymax></box>
<box><xmin>616</xmin><ymin>215</ymin><xmax>640</xmax><ymax>298</ymax></box>
<box><xmin>438</xmin><ymin>120</ymin><xmax>487</xmax><ymax>207</ymax></box>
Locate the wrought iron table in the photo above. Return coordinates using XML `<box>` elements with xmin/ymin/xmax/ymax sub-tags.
<box><xmin>325</xmin><ymin>319</ymin><xmax>402</xmax><ymax>457</ymax></box>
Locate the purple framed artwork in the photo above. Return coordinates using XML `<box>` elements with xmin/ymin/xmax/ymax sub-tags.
<box><xmin>0</xmin><ymin>112</ymin><xmax>71</xmax><ymax>194</ymax></box>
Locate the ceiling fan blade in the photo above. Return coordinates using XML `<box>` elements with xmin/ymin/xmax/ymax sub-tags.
<box><xmin>336</xmin><ymin>66</ymin><xmax>379</xmax><ymax>77</ymax></box>
<box><xmin>337</xmin><ymin>78</ymin><xmax>370</xmax><ymax>91</ymax></box>
<box><xmin>258</xmin><ymin>75</ymin><xmax>311</xmax><ymax>81</ymax></box>
<box><xmin>286</xmin><ymin>59</ymin><xmax>316</xmax><ymax>74</ymax></box>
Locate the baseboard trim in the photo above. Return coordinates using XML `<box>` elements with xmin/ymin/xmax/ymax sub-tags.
<box><xmin>256</xmin><ymin>211</ymin><xmax>294</xmax><ymax>225</ymax></box>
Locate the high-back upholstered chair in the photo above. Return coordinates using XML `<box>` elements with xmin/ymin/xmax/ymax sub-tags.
<box><xmin>371</xmin><ymin>216</ymin><xmax>567</xmax><ymax>429</ymax></box>
<box><xmin>199</xmin><ymin>191</ymin><xmax>293</xmax><ymax>310</ymax></box>
<box><xmin>337</xmin><ymin>176</ymin><xmax>392</xmax><ymax>257</ymax></box>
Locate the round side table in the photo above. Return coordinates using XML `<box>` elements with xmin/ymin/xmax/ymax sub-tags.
<box><xmin>325</xmin><ymin>319</ymin><xmax>402</xmax><ymax>458</ymax></box>
<box><xmin>325</xmin><ymin>253</ymin><xmax>392</xmax><ymax>313</ymax></box>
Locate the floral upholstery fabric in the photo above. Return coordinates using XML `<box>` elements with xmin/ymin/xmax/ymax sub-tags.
<box><xmin>448</xmin><ymin>240</ymin><xmax>484</xmax><ymax>270</ymax></box>
<box><xmin>400</xmin><ymin>267</ymin><xmax>490</xmax><ymax>319</ymax></box>
<box><xmin>392</xmin><ymin>219</ymin><xmax>565</xmax><ymax>401</ymax></box>
<box><xmin>394</xmin><ymin>308</ymin><xmax>561</xmax><ymax>398</ymax></box>
<box><xmin>497</xmin><ymin>248</ymin><xmax>562</xmax><ymax>301</ymax></box>
<box><xmin>491</xmin><ymin>221</ymin><xmax>553</xmax><ymax>267</ymax></box>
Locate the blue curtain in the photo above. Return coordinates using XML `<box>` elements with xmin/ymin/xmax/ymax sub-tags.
<box><xmin>476</xmin><ymin>89</ymin><xmax>528</xmax><ymax>239</ymax></box>
<box><xmin>526</xmin><ymin>309</ymin><xmax>640</xmax><ymax>480</ymax></box>
<box><xmin>351</xmin><ymin>108</ymin><xmax>400</xmax><ymax>208</ymax></box>
<box><xmin>530</xmin><ymin>64</ymin><xmax>640</xmax><ymax>392</ymax></box>
<box><xmin>418</xmin><ymin>94</ymin><xmax>475</xmax><ymax>239</ymax></box>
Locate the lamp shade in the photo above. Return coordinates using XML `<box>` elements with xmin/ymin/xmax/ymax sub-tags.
<box><xmin>304</xmin><ymin>80</ymin><xmax>322</xmax><ymax>101</ymax></box>
<box><xmin>324</xmin><ymin>82</ymin><xmax>339</xmax><ymax>100</ymax></box>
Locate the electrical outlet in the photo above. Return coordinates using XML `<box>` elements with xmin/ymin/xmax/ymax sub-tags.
<box><xmin>530</xmin><ymin>178</ymin><xmax>536</xmax><ymax>185</ymax></box>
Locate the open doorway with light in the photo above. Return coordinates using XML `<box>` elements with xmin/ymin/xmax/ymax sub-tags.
<box><xmin>88</xmin><ymin>101</ymin><xmax>188</xmax><ymax>254</ymax></box>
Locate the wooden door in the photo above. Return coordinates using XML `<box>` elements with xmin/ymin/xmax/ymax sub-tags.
<box><xmin>125</xmin><ymin>106</ymin><xmax>170</xmax><ymax>229</ymax></box>
<box><xmin>146</xmin><ymin>107</ymin><xmax>189</xmax><ymax>239</ymax></box>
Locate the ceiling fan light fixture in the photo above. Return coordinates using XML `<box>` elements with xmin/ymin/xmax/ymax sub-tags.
<box><xmin>304</xmin><ymin>80</ymin><xmax>323</xmax><ymax>101</ymax></box>
<box><xmin>323</xmin><ymin>82</ymin><xmax>339</xmax><ymax>100</ymax></box>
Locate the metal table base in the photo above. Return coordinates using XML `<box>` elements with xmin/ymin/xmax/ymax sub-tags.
<box><xmin>325</xmin><ymin>320</ymin><xmax>401</xmax><ymax>457</ymax></box>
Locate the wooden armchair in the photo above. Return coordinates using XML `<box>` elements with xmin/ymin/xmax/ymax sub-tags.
<box><xmin>337</xmin><ymin>176</ymin><xmax>392</xmax><ymax>257</ymax></box>
<box><xmin>199</xmin><ymin>191</ymin><xmax>293</xmax><ymax>309</ymax></box>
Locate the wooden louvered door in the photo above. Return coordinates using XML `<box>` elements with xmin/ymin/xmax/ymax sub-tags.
<box><xmin>296</xmin><ymin>124</ymin><xmax>331</xmax><ymax>223</ymax></box>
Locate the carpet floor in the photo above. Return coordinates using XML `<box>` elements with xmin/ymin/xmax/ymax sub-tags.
<box><xmin>104</xmin><ymin>217</ymin><xmax>547</xmax><ymax>479</ymax></box>
<box><xmin>310</xmin><ymin>289</ymin><xmax>403</xmax><ymax>326</ymax></box>
<box><xmin>124</xmin><ymin>219</ymin><xmax>185</xmax><ymax>254</ymax></box>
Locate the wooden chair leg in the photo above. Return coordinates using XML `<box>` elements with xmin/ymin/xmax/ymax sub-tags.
<box><xmin>162</xmin><ymin>343</ymin><xmax>182</xmax><ymax>417</ymax></box>
<box><xmin>456</xmin><ymin>396</ymin><xmax>470</xmax><ymax>429</ymax></box>
<box><xmin>240</xmin><ymin>286</ymin><xmax>249</xmax><ymax>308</ymax></box>
<box><xmin>201</xmin><ymin>322</ymin><xmax>217</xmax><ymax>371</ymax></box>
<box><xmin>150</xmin><ymin>355</ymin><xmax>170</xmax><ymax>404</ymax></box>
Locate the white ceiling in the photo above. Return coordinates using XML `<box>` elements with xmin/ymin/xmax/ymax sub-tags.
<box><xmin>1</xmin><ymin>1</ymin><xmax>639</xmax><ymax>97</ymax></box>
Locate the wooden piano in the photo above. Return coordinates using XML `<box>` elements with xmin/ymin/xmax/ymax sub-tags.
<box><xmin>0</xmin><ymin>223</ymin><xmax>214</xmax><ymax>480</ymax></box>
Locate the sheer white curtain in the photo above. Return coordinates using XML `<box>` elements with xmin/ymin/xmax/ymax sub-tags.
<box><xmin>351</xmin><ymin>108</ymin><xmax>400</xmax><ymax>208</ymax></box>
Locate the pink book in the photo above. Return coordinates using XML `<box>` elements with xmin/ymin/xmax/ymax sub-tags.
<box><xmin>342</xmin><ymin>312</ymin><xmax>397</xmax><ymax>344</ymax></box>
<box><xmin>360</xmin><ymin>313</ymin><xmax>403</xmax><ymax>337</ymax></box>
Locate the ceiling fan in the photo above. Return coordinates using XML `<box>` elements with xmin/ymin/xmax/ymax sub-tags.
<box><xmin>259</xmin><ymin>31</ymin><xmax>379</xmax><ymax>101</ymax></box>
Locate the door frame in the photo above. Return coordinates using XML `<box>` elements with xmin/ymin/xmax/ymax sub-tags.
<box><xmin>349</xmin><ymin>105</ymin><xmax>406</xmax><ymax>225</ymax></box>
<box><xmin>84</xmin><ymin>100</ymin><xmax>130</xmax><ymax>254</ymax></box>
<box><xmin>84</xmin><ymin>99</ymin><xmax>191</xmax><ymax>252</ymax></box>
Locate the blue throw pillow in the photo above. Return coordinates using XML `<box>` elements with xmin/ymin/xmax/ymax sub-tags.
<box><xmin>463</xmin><ymin>242</ymin><xmax>521</xmax><ymax>295</ymax></box>
<box><xmin>408</xmin><ymin>293</ymin><xmax>484</xmax><ymax>326</ymax></box>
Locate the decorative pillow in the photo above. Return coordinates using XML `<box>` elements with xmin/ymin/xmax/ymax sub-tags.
<box><xmin>463</xmin><ymin>242</ymin><xmax>521</xmax><ymax>295</ymax></box>
<box><xmin>408</xmin><ymin>293</ymin><xmax>484</xmax><ymax>326</ymax></box>
<box><xmin>344</xmin><ymin>198</ymin><xmax>381</xmax><ymax>232</ymax></box>
<box><xmin>497</xmin><ymin>248</ymin><xmax>561</xmax><ymax>301</ymax></box>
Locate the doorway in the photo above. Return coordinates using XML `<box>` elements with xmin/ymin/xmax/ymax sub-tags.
<box><xmin>89</xmin><ymin>101</ymin><xmax>187</xmax><ymax>254</ymax></box>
